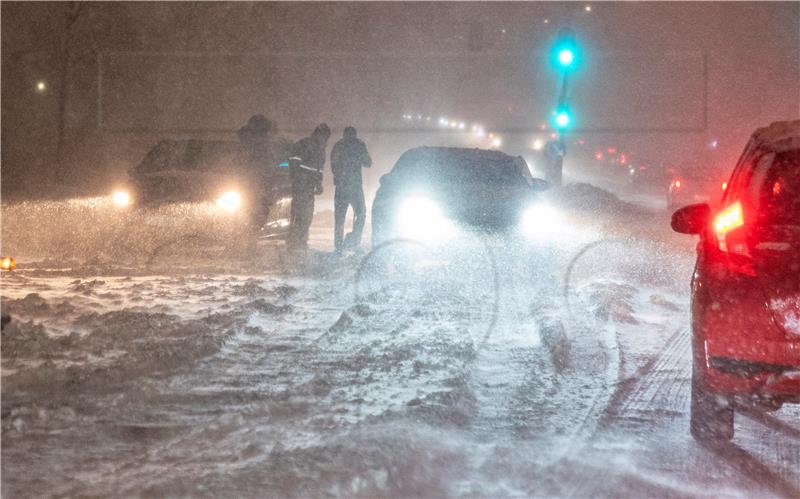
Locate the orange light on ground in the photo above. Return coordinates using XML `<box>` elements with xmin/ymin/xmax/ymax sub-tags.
<box><xmin>1</xmin><ymin>257</ymin><xmax>15</xmax><ymax>271</ymax></box>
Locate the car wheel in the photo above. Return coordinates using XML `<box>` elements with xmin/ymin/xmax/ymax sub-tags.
<box><xmin>690</xmin><ymin>363</ymin><xmax>734</xmax><ymax>442</ymax></box>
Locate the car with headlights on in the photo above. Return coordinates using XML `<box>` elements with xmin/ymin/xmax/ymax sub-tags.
<box><xmin>120</xmin><ymin>139</ymin><xmax>293</xmax><ymax>238</ymax></box>
<box><xmin>371</xmin><ymin>147</ymin><xmax>549</xmax><ymax>246</ymax></box>
<box><xmin>671</xmin><ymin>120</ymin><xmax>800</xmax><ymax>442</ymax></box>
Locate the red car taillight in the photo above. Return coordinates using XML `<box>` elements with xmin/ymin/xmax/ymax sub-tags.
<box><xmin>713</xmin><ymin>201</ymin><xmax>755</xmax><ymax>275</ymax></box>
<box><xmin>673</xmin><ymin>179</ymin><xmax>683</xmax><ymax>189</ymax></box>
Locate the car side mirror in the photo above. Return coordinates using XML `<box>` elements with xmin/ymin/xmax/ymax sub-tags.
<box><xmin>671</xmin><ymin>203</ymin><xmax>710</xmax><ymax>235</ymax></box>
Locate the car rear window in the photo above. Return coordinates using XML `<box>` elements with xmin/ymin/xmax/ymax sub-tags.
<box><xmin>754</xmin><ymin>149</ymin><xmax>800</xmax><ymax>226</ymax></box>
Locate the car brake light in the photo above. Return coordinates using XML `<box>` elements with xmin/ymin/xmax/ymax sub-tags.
<box><xmin>713</xmin><ymin>201</ymin><xmax>754</xmax><ymax>275</ymax></box>
<box><xmin>673</xmin><ymin>179</ymin><xmax>682</xmax><ymax>189</ymax></box>
<box><xmin>721</xmin><ymin>181</ymin><xmax>728</xmax><ymax>191</ymax></box>
<box><xmin>713</xmin><ymin>201</ymin><xmax>743</xmax><ymax>236</ymax></box>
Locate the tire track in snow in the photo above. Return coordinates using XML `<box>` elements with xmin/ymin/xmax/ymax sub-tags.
<box><xmin>560</xmin><ymin>322</ymin><xmax>800</xmax><ymax>498</ymax></box>
<box><xmin>601</xmin><ymin>326</ymin><xmax>690</xmax><ymax>428</ymax></box>
<box><xmin>466</xmin><ymin>239</ymin><xmax>623</xmax><ymax>476</ymax></box>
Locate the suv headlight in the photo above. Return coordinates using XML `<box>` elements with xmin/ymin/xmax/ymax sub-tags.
<box><xmin>521</xmin><ymin>203</ymin><xmax>562</xmax><ymax>240</ymax></box>
<box><xmin>112</xmin><ymin>190</ymin><xmax>131</xmax><ymax>207</ymax></box>
<box><xmin>216</xmin><ymin>190</ymin><xmax>242</xmax><ymax>213</ymax></box>
<box><xmin>396</xmin><ymin>196</ymin><xmax>453</xmax><ymax>241</ymax></box>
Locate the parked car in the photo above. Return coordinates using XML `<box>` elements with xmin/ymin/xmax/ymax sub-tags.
<box><xmin>671</xmin><ymin>120</ymin><xmax>800</xmax><ymax>441</ymax></box>
<box><xmin>371</xmin><ymin>147</ymin><xmax>549</xmax><ymax>246</ymax></box>
<box><xmin>121</xmin><ymin>139</ymin><xmax>293</xmax><ymax>239</ymax></box>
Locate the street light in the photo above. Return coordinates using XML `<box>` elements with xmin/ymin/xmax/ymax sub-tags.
<box><xmin>36</xmin><ymin>80</ymin><xmax>46</xmax><ymax>93</ymax></box>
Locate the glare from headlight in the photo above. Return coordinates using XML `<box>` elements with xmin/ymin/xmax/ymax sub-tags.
<box><xmin>397</xmin><ymin>197</ymin><xmax>454</xmax><ymax>242</ymax></box>
<box><xmin>521</xmin><ymin>203</ymin><xmax>563</xmax><ymax>239</ymax></box>
<box><xmin>216</xmin><ymin>190</ymin><xmax>242</xmax><ymax>213</ymax></box>
<box><xmin>112</xmin><ymin>191</ymin><xmax>131</xmax><ymax>206</ymax></box>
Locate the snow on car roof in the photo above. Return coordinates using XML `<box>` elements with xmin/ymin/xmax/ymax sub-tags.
<box><xmin>751</xmin><ymin>120</ymin><xmax>800</xmax><ymax>152</ymax></box>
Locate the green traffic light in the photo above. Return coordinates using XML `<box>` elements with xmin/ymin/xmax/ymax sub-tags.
<box><xmin>551</xmin><ymin>28</ymin><xmax>579</xmax><ymax>70</ymax></box>
<box><xmin>555</xmin><ymin>111</ymin><xmax>571</xmax><ymax>128</ymax></box>
<box><xmin>558</xmin><ymin>48</ymin><xmax>575</xmax><ymax>67</ymax></box>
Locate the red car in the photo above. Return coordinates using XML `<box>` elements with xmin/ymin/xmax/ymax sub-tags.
<box><xmin>672</xmin><ymin>120</ymin><xmax>800</xmax><ymax>441</ymax></box>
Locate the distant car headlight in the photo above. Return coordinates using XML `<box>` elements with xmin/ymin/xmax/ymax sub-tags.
<box><xmin>521</xmin><ymin>203</ymin><xmax>562</xmax><ymax>240</ymax></box>
<box><xmin>396</xmin><ymin>196</ymin><xmax>454</xmax><ymax>242</ymax></box>
<box><xmin>216</xmin><ymin>190</ymin><xmax>242</xmax><ymax>213</ymax></box>
<box><xmin>112</xmin><ymin>190</ymin><xmax>131</xmax><ymax>207</ymax></box>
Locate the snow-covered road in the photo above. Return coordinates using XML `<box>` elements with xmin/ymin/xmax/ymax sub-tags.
<box><xmin>2</xmin><ymin>186</ymin><xmax>798</xmax><ymax>497</ymax></box>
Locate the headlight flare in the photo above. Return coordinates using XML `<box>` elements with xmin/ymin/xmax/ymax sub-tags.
<box><xmin>396</xmin><ymin>197</ymin><xmax>455</xmax><ymax>242</ymax></box>
<box><xmin>112</xmin><ymin>191</ymin><xmax>131</xmax><ymax>207</ymax></box>
<box><xmin>521</xmin><ymin>203</ymin><xmax>564</xmax><ymax>240</ymax></box>
<box><xmin>216</xmin><ymin>190</ymin><xmax>242</xmax><ymax>213</ymax></box>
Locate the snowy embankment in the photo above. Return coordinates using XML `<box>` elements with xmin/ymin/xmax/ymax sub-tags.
<box><xmin>1</xmin><ymin>184</ymin><xmax>704</xmax><ymax>497</ymax></box>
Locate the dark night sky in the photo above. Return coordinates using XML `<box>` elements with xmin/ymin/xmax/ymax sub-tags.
<box><xmin>2</xmin><ymin>2</ymin><xmax>799</xmax><ymax>198</ymax></box>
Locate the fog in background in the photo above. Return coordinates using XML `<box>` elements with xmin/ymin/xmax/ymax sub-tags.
<box><xmin>2</xmin><ymin>1</ymin><xmax>799</xmax><ymax>204</ymax></box>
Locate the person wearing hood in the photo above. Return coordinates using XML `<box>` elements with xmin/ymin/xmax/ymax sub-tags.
<box><xmin>287</xmin><ymin>123</ymin><xmax>331</xmax><ymax>249</ymax></box>
<box><xmin>237</xmin><ymin>114</ymin><xmax>277</xmax><ymax>231</ymax></box>
<box><xmin>330</xmin><ymin>126</ymin><xmax>372</xmax><ymax>252</ymax></box>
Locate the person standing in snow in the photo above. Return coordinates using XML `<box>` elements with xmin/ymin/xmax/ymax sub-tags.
<box><xmin>287</xmin><ymin>123</ymin><xmax>331</xmax><ymax>249</ymax></box>
<box><xmin>237</xmin><ymin>114</ymin><xmax>277</xmax><ymax>231</ymax></box>
<box><xmin>330</xmin><ymin>126</ymin><xmax>372</xmax><ymax>252</ymax></box>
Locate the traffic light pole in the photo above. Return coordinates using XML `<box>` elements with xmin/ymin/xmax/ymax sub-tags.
<box><xmin>544</xmin><ymin>28</ymin><xmax>576</xmax><ymax>188</ymax></box>
<box><xmin>545</xmin><ymin>70</ymin><xmax>569</xmax><ymax>187</ymax></box>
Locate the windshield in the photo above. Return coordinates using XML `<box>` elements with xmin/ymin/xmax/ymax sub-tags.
<box><xmin>2</xmin><ymin>2</ymin><xmax>799</xmax><ymax>498</ymax></box>
<box><xmin>392</xmin><ymin>148</ymin><xmax>529</xmax><ymax>187</ymax></box>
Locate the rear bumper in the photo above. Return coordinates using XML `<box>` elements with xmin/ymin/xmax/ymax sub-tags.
<box><xmin>695</xmin><ymin>261</ymin><xmax>800</xmax><ymax>399</ymax></box>
<box><xmin>706</xmin><ymin>356</ymin><xmax>800</xmax><ymax>397</ymax></box>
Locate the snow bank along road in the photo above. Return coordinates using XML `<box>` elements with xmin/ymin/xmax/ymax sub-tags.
<box><xmin>2</xmin><ymin>186</ymin><xmax>798</xmax><ymax>497</ymax></box>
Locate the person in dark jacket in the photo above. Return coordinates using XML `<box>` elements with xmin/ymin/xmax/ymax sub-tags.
<box><xmin>330</xmin><ymin>126</ymin><xmax>372</xmax><ymax>252</ymax></box>
<box><xmin>237</xmin><ymin>114</ymin><xmax>275</xmax><ymax>230</ymax></box>
<box><xmin>287</xmin><ymin>123</ymin><xmax>331</xmax><ymax>249</ymax></box>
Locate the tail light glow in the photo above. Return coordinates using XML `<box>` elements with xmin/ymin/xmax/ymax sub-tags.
<box><xmin>713</xmin><ymin>201</ymin><xmax>744</xmax><ymax>236</ymax></box>
<box><xmin>673</xmin><ymin>179</ymin><xmax>682</xmax><ymax>189</ymax></box>
<box><xmin>721</xmin><ymin>181</ymin><xmax>728</xmax><ymax>191</ymax></box>
<box><xmin>713</xmin><ymin>201</ymin><xmax>753</xmax><ymax>275</ymax></box>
